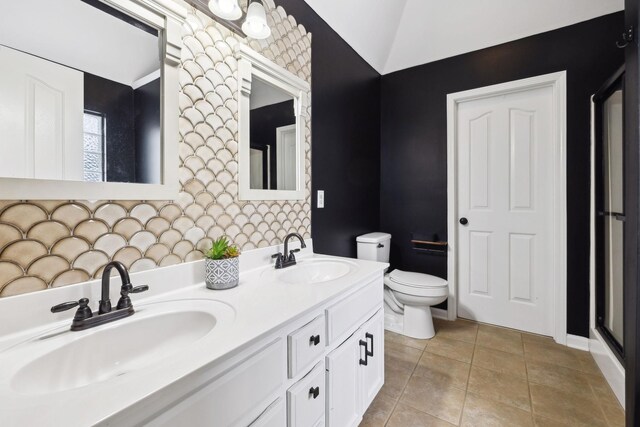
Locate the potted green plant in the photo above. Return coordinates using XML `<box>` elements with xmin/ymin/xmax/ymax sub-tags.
<box><xmin>205</xmin><ymin>237</ymin><xmax>241</xmax><ymax>290</ymax></box>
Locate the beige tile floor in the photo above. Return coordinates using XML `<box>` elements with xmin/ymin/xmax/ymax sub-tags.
<box><xmin>361</xmin><ymin>318</ymin><xmax>625</xmax><ymax>427</ymax></box>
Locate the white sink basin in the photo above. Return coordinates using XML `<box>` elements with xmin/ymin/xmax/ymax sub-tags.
<box><xmin>268</xmin><ymin>258</ymin><xmax>357</xmax><ymax>284</ymax></box>
<box><xmin>6</xmin><ymin>299</ymin><xmax>234</xmax><ymax>395</ymax></box>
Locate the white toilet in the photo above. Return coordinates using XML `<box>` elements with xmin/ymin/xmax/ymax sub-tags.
<box><xmin>357</xmin><ymin>232</ymin><xmax>448</xmax><ymax>339</ymax></box>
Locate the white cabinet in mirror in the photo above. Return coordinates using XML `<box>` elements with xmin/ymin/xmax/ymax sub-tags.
<box><xmin>236</xmin><ymin>44</ymin><xmax>310</xmax><ymax>201</ymax></box>
<box><xmin>0</xmin><ymin>0</ymin><xmax>185</xmax><ymax>200</ymax></box>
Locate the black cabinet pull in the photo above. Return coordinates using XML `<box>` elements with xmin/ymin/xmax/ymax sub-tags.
<box><xmin>309</xmin><ymin>335</ymin><xmax>320</xmax><ymax>346</ymax></box>
<box><xmin>309</xmin><ymin>386</ymin><xmax>320</xmax><ymax>399</ymax></box>
<box><xmin>365</xmin><ymin>333</ymin><xmax>374</xmax><ymax>357</ymax></box>
<box><xmin>359</xmin><ymin>339</ymin><xmax>368</xmax><ymax>365</ymax></box>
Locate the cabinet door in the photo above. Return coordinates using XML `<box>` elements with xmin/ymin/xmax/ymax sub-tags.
<box><xmin>360</xmin><ymin>309</ymin><xmax>384</xmax><ymax>411</ymax></box>
<box><xmin>145</xmin><ymin>338</ymin><xmax>286</xmax><ymax>427</ymax></box>
<box><xmin>250</xmin><ymin>398</ymin><xmax>286</xmax><ymax>427</ymax></box>
<box><xmin>326</xmin><ymin>330</ymin><xmax>362</xmax><ymax>427</ymax></box>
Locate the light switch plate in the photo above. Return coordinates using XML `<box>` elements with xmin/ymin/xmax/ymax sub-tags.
<box><xmin>317</xmin><ymin>190</ymin><xmax>324</xmax><ymax>208</ymax></box>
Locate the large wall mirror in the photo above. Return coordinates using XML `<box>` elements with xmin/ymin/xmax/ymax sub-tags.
<box><xmin>237</xmin><ymin>45</ymin><xmax>309</xmax><ymax>201</ymax></box>
<box><xmin>0</xmin><ymin>0</ymin><xmax>185</xmax><ymax>199</ymax></box>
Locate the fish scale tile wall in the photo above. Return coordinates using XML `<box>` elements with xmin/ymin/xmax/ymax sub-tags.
<box><xmin>0</xmin><ymin>1</ymin><xmax>312</xmax><ymax>298</ymax></box>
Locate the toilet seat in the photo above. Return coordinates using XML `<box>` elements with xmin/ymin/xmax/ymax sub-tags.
<box><xmin>384</xmin><ymin>270</ymin><xmax>448</xmax><ymax>297</ymax></box>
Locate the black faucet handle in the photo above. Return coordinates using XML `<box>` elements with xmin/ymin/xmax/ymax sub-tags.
<box><xmin>52</xmin><ymin>298</ymin><xmax>93</xmax><ymax>321</ymax></box>
<box><xmin>116</xmin><ymin>284</ymin><xmax>149</xmax><ymax>310</ymax></box>
<box><xmin>272</xmin><ymin>252</ymin><xmax>285</xmax><ymax>269</ymax></box>
<box><xmin>51</xmin><ymin>300</ymin><xmax>81</xmax><ymax>313</ymax></box>
<box><xmin>288</xmin><ymin>248</ymin><xmax>301</xmax><ymax>263</ymax></box>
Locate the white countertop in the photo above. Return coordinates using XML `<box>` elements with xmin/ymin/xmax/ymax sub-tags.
<box><xmin>0</xmin><ymin>244</ymin><xmax>388</xmax><ymax>427</ymax></box>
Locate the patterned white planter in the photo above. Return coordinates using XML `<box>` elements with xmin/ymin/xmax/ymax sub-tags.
<box><xmin>205</xmin><ymin>257</ymin><xmax>239</xmax><ymax>290</ymax></box>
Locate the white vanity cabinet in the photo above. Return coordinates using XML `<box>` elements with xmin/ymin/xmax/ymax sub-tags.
<box><xmin>359</xmin><ymin>310</ymin><xmax>385</xmax><ymax>411</ymax></box>
<box><xmin>325</xmin><ymin>330</ymin><xmax>362</xmax><ymax>426</ymax></box>
<box><xmin>145</xmin><ymin>338</ymin><xmax>287</xmax><ymax>427</ymax></box>
<box><xmin>138</xmin><ymin>274</ymin><xmax>384</xmax><ymax>427</ymax></box>
<box><xmin>326</xmin><ymin>310</ymin><xmax>384</xmax><ymax>427</ymax></box>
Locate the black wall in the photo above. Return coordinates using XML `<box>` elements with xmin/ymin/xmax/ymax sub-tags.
<box><xmin>134</xmin><ymin>78</ymin><xmax>161</xmax><ymax>184</ymax></box>
<box><xmin>84</xmin><ymin>73</ymin><xmax>136</xmax><ymax>182</ymax></box>
<box><xmin>85</xmin><ymin>73</ymin><xmax>161</xmax><ymax>183</ymax></box>
<box><xmin>249</xmin><ymin>100</ymin><xmax>295</xmax><ymax>188</ymax></box>
<box><xmin>274</xmin><ymin>0</ymin><xmax>381</xmax><ymax>257</ymax></box>
<box><xmin>380</xmin><ymin>12</ymin><xmax>625</xmax><ymax>337</ymax></box>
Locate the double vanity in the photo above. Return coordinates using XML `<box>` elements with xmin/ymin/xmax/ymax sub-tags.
<box><xmin>0</xmin><ymin>1</ymin><xmax>380</xmax><ymax>425</ymax></box>
<box><xmin>0</xmin><ymin>241</ymin><xmax>388</xmax><ymax>426</ymax></box>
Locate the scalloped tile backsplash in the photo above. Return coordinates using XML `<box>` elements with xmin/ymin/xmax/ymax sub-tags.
<box><xmin>0</xmin><ymin>1</ymin><xmax>312</xmax><ymax>298</ymax></box>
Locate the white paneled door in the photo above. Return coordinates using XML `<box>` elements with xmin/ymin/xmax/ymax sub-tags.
<box><xmin>456</xmin><ymin>85</ymin><xmax>555</xmax><ymax>336</ymax></box>
<box><xmin>0</xmin><ymin>46</ymin><xmax>84</xmax><ymax>181</ymax></box>
<box><xmin>276</xmin><ymin>124</ymin><xmax>297</xmax><ymax>191</ymax></box>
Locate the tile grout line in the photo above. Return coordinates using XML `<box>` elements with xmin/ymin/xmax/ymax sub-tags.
<box><xmin>581</xmin><ymin>352</ymin><xmax>621</xmax><ymax>418</ymax></box>
<box><xmin>380</xmin><ymin>323</ymin><xmax>622</xmax><ymax>427</ymax></box>
<box><xmin>386</xmin><ymin>323</ymin><xmax>594</xmax><ymax>426</ymax></box>
<box><xmin>468</xmin><ymin>327</ymin><xmax>544</xmax><ymax>423</ymax></box>
<box><xmin>382</xmin><ymin>340</ymin><xmax>429</xmax><ymax>427</ymax></box>
<box><xmin>458</xmin><ymin>336</ymin><xmax>478</xmax><ymax>426</ymax></box>
<box><xmin>436</xmin><ymin>319</ymin><xmax>478</xmax><ymax>426</ymax></box>
<box><xmin>522</xmin><ymin>333</ymin><xmax>536</xmax><ymax>426</ymax></box>
<box><xmin>588</xmin><ymin>376</ymin><xmax>615</xmax><ymax>427</ymax></box>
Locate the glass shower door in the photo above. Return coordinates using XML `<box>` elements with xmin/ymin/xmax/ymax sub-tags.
<box><xmin>596</xmin><ymin>68</ymin><xmax>625</xmax><ymax>359</ymax></box>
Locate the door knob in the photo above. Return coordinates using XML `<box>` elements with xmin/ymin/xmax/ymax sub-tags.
<box><xmin>459</xmin><ymin>217</ymin><xmax>468</xmax><ymax>225</ymax></box>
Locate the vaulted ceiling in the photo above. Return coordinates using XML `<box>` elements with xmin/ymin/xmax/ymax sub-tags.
<box><xmin>303</xmin><ymin>0</ymin><xmax>624</xmax><ymax>75</ymax></box>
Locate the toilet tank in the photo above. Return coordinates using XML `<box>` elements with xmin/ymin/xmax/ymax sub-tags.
<box><xmin>356</xmin><ymin>232</ymin><xmax>391</xmax><ymax>263</ymax></box>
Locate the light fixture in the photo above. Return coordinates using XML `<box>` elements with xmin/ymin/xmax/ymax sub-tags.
<box><xmin>189</xmin><ymin>0</ymin><xmax>272</xmax><ymax>40</ymax></box>
<box><xmin>241</xmin><ymin>0</ymin><xmax>271</xmax><ymax>40</ymax></box>
<box><xmin>208</xmin><ymin>0</ymin><xmax>242</xmax><ymax>21</ymax></box>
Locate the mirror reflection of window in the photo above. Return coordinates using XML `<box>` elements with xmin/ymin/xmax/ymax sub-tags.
<box><xmin>0</xmin><ymin>0</ymin><xmax>162</xmax><ymax>184</ymax></box>
<box><xmin>248</xmin><ymin>77</ymin><xmax>297</xmax><ymax>191</ymax></box>
<box><xmin>83</xmin><ymin>112</ymin><xmax>106</xmax><ymax>182</ymax></box>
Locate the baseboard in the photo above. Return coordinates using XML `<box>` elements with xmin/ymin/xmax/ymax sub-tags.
<box><xmin>590</xmin><ymin>329</ymin><xmax>625</xmax><ymax>408</ymax></box>
<box><xmin>384</xmin><ymin>311</ymin><xmax>403</xmax><ymax>335</ymax></box>
<box><xmin>431</xmin><ymin>308</ymin><xmax>448</xmax><ymax>320</ymax></box>
<box><xmin>566</xmin><ymin>334</ymin><xmax>590</xmax><ymax>351</ymax></box>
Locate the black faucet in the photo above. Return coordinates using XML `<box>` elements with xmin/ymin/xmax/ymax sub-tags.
<box><xmin>51</xmin><ymin>261</ymin><xmax>149</xmax><ymax>331</ymax></box>
<box><xmin>272</xmin><ymin>232</ymin><xmax>307</xmax><ymax>269</ymax></box>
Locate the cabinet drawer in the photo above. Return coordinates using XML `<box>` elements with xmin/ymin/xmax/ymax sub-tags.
<box><xmin>288</xmin><ymin>315</ymin><xmax>325</xmax><ymax>378</ymax></box>
<box><xmin>250</xmin><ymin>398</ymin><xmax>286</xmax><ymax>427</ymax></box>
<box><xmin>146</xmin><ymin>338</ymin><xmax>286</xmax><ymax>427</ymax></box>
<box><xmin>287</xmin><ymin>362</ymin><xmax>325</xmax><ymax>427</ymax></box>
<box><xmin>325</xmin><ymin>279</ymin><xmax>382</xmax><ymax>344</ymax></box>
